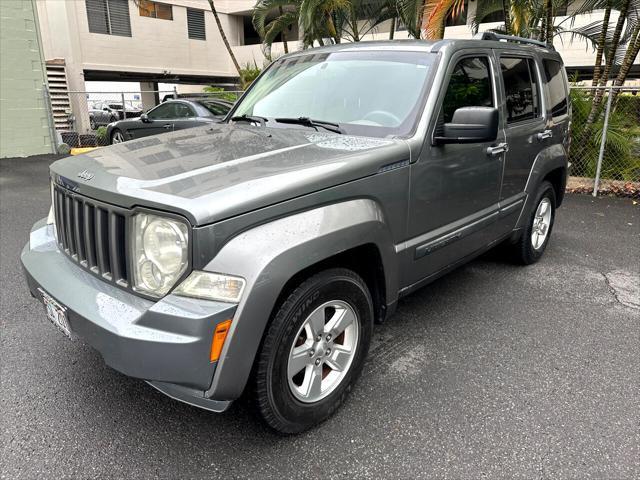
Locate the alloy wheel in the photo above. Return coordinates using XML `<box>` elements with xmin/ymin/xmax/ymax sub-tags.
<box><xmin>287</xmin><ymin>300</ymin><xmax>359</xmax><ymax>403</ymax></box>
<box><xmin>111</xmin><ymin>131</ymin><xmax>124</xmax><ymax>144</ymax></box>
<box><xmin>531</xmin><ymin>197</ymin><xmax>552</xmax><ymax>250</ymax></box>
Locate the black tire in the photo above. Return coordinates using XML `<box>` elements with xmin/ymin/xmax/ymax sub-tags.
<box><xmin>511</xmin><ymin>181</ymin><xmax>556</xmax><ymax>265</ymax></box>
<box><xmin>89</xmin><ymin>117</ymin><xmax>97</xmax><ymax>130</ymax></box>
<box><xmin>253</xmin><ymin>268</ymin><xmax>373</xmax><ymax>434</ymax></box>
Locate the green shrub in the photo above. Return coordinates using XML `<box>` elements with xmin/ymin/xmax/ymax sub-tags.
<box><xmin>96</xmin><ymin>126</ymin><xmax>108</xmax><ymax>145</ymax></box>
<box><xmin>203</xmin><ymin>86</ymin><xmax>238</xmax><ymax>102</ymax></box>
<box><xmin>569</xmin><ymin>90</ymin><xmax>639</xmax><ymax>181</ymax></box>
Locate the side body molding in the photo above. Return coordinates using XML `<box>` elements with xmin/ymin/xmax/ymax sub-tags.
<box><xmin>204</xmin><ymin>199</ymin><xmax>398</xmax><ymax>400</ymax></box>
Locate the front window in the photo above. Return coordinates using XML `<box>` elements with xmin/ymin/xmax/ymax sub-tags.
<box><xmin>232</xmin><ymin>51</ymin><xmax>436</xmax><ymax>138</ymax></box>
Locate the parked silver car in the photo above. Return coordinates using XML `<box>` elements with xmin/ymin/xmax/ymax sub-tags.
<box><xmin>107</xmin><ymin>99</ymin><xmax>232</xmax><ymax>144</ymax></box>
<box><xmin>22</xmin><ymin>35</ymin><xmax>570</xmax><ymax>433</ymax></box>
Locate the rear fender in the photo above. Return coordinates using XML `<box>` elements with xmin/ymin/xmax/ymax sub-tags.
<box><xmin>516</xmin><ymin>143</ymin><xmax>568</xmax><ymax>229</ymax></box>
<box><xmin>203</xmin><ymin>199</ymin><xmax>397</xmax><ymax>400</ymax></box>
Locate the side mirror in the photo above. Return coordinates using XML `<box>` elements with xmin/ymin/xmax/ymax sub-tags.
<box><xmin>140</xmin><ymin>113</ymin><xmax>151</xmax><ymax>123</ymax></box>
<box><xmin>434</xmin><ymin>107</ymin><xmax>499</xmax><ymax>144</ymax></box>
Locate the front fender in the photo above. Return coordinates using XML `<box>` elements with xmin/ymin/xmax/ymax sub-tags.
<box><xmin>203</xmin><ymin>198</ymin><xmax>397</xmax><ymax>400</ymax></box>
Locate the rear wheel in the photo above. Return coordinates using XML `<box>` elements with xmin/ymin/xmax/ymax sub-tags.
<box><xmin>110</xmin><ymin>129</ymin><xmax>125</xmax><ymax>144</ymax></box>
<box><xmin>511</xmin><ymin>181</ymin><xmax>556</xmax><ymax>264</ymax></box>
<box><xmin>253</xmin><ymin>268</ymin><xmax>373</xmax><ymax>434</ymax></box>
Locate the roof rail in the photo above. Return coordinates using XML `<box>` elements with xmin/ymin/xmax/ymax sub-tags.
<box><xmin>474</xmin><ymin>32</ymin><xmax>554</xmax><ymax>51</ymax></box>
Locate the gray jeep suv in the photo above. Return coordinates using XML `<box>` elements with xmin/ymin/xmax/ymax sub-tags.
<box><xmin>22</xmin><ymin>35</ymin><xmax>570</xmax><ymax>434</ymax></box>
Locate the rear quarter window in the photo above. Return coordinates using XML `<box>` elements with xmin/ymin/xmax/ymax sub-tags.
<box><xmin>543</xmin><ymin>59</ymin><xmax>569</xmax><ymax>121</ymax></box>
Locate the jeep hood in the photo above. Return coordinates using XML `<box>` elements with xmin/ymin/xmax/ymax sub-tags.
<box><xmin>50</xmin><ymin>124</ymin><xmax>410</xmax><ymax>225</ymax></box>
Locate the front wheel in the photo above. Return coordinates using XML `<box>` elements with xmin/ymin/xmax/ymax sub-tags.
<box><xmin>253</xmin><ymin>268</ymin><xmax>373</xmax><ymax>434</ymax></box>
<box><xmin>110</xmin><ymin>129</ymin><xmax>125</xmax><ymax>144</ymax></box>
<box><xmin>511</xmin><ymin>181</ymin><xmax>556</xmax><ymax>264</ymax></box>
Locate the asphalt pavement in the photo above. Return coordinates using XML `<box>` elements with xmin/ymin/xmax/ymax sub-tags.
<box><xmin>1</xmin><ymin>155</ymin><xmax>639</xmax><ymax>479</ymax></box>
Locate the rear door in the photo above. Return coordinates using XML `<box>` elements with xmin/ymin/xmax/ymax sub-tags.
<box><xmin>170</xmin><ymin>102</ymin><xmax>210</xmax><ymax>131</ymax></box>
<box><xmin>496</xmin><ymin>53</ymin><xmax>547</xmax><ymax>216</ymax></box>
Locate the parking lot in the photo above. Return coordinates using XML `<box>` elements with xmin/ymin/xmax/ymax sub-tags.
<box><xmin>1</xmin><ymin>155</ymin><xmax>639</xmax><ymax>479</ymax></box>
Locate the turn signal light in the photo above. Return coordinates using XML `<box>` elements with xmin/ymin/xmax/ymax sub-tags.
<box><xmin>210</xmin><ymin>320</ymin><xmax>232</xmax><ymax>362</ymax></box>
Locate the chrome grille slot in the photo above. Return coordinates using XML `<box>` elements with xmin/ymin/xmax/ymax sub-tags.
<box><xmin>52</xmin><ymin>184</ymin><xmax>130</xmax><ymax>288</ymax></box>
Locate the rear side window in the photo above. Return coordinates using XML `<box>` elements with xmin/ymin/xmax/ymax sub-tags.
<box><xmin>199</xmin><ymin>101</ymin><xmax>231</xmax><ymax>116</ymax></box>
<box><xmin>442</xmin><ymin>57</ymin><xmax>493</xmax><ymax>123</ymax></box>
<box><xmin>500</xmin><ymin>57</ymin><xmax>540</xmax><ymax>123</ymax></box>
<box><xmin>174</xmin><ymin>103</ymin><xmax>195</xmax><ymax>118</ymax></box>
<box><xmin>543</xmin><ymin>60</ymin><xmax>569</xmax><ymax>120</ymax></box>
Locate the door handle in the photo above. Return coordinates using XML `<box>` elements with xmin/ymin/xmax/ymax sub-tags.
<box><xmin>537</xmin><ymin>129</ymin><xmax>553</xmax><ymax>141</ymax></box>
<box><xmin>163</xmin><ymin>124</ymin><xmax>172</xmax><ymax>129</ymax></box>
<box><xmin>486</xmin><ymin>142</ymin><xmax>509</xmax><ymax>156</ymax></box>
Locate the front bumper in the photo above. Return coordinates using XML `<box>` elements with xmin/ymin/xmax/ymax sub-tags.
<box><xmin>21</xmin><ymin>219</ymin><xmax>236</xmax><ymax>411</ymax></box>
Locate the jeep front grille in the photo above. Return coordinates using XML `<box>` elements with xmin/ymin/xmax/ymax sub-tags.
<box><xmin>52</xmin><ymin>184</ymin><xmax>130</xmax><ymax>287</ymax></box>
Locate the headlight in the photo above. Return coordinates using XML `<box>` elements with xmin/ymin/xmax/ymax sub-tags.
<box><xmin>133</xmin><ymin>213</ymin><xmax>189</xmax><ymax>297</ymax></box>
<box><xmin>174</xmin><ymin>271</ymin><xmax>245</xmax><ymax>303</ymax></box>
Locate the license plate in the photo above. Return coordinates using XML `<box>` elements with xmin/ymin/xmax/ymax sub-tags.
<box><xmin>38</xmin><ymin>288</ymin><xmax>72</xmax><ymax>340</ymax></box>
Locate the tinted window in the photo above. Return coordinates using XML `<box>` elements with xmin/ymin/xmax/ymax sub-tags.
<box><xmin>174</xmin><ymin>103</ymin><xmax>195</xmax><ymax>118</ymax></box>
<box><xmin>148</xmin><ymin>103</ymin><xmax>176</xmax><ymax>119</ymax></box>
<box><xmin>199</xmin><ymin>101</ymin><xmax>231</xmax><ymax>116</ymax></box>
<box><xmin>543</xmin><ymin>60</ymin><xmax>568</xmax><ymax>120</ymax></box>
<box><xmin>442</xmin><ymin>57</ymin><xmax>493</xmax><ymax>123</ymax></box>
<box><xmin>500</xmin><ymin>57</ymin><xmax>540</xmax><ymax>123</ymax></box>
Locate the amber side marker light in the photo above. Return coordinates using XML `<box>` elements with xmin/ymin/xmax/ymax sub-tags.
<box><xmin>210</xmin><ymin>320</ymin><xmax>232</xmax><ymax>362</ymax></box>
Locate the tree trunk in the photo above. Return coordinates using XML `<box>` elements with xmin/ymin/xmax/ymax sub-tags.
<box><xmin>206</xmin><ymin>0</ymin><xmax>242</xmax><ymax>77</ymax></box>
<box><xmin>503</xmin><ymin>0</ymin><xmax>511</xmax><ymax>35</ymax></box>
<box><xmin>389</xmin><ymin>16</ymin><xmax>396</xmax><ymax>39</ymax></box>
<box><xmin>586</xmin><ymin>0</ymin><xmax>631</xmax><ymax>126</ymax></box>
<box><xmin>538</xmin><ymin>12</ymin><xmax>547</xmax><ymax>41</ymax></box>
<box><xmin>592</xmin><ymin>5</ymin><xmax>611</xmax><ymax>87</ymax></box>
<box><xmin>545</xmin><ymin>0</ymin><xmax>553</xmax><ymax>45</ymax></box>
<box><xmin>279</xmin><ymin>6</ymin><xmax>289</xmax><ymax>54</ymax></box>
<box><xmin>610</xmin><ymin>23</ymin><xmax>640</xmax><ymax>104</ymax></box>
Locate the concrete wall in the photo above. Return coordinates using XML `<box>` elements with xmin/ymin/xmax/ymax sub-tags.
<box><xmin>0</xmin><ymin>0</ymin><xmax>54</xmax><ymax>158</ymax></box>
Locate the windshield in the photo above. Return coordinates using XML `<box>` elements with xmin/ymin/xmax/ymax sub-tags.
<box><xmin>232</xmin><ymin>50</ymin><xmax>435</xmax><ymax>137</ymax></box>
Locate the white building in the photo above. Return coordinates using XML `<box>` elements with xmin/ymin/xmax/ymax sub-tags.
<box><xmin>33</xmin><ymin>0</ymin><xmax>638</xmax><ymax>131</ymax></box>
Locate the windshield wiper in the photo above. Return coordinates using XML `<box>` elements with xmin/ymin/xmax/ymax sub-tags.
<box><xmin>231</xmin><ymin>114</ymin><xmax>268</xmax><ymax>128</ymax></box>
<box><xmin>275</xmin><ymin>117</ymin><xmax>343</xmax><ymax>134</ymax></box>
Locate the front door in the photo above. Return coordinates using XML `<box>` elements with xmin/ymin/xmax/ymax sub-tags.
<box><xmin>129</xmin><ymin>102</ymin><xmax>178</xmax><ymax>139</ymax></box>
<box><xmin>404</xmin><ymin>51</ymin><xmax>506</xmax><ymax>287</ymax></box>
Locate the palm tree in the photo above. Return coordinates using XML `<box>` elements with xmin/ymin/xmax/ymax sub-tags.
<box><xmin>586</xmin><ymin>0</ymin><xmax>632</xmax><ymax>125</ymax></box>
<box><xmin>337</xmin><ymin>0</ymin><xmax>398</xmax><ymax>42</ymax></box>
<box><xmin>421</xmin><ymin>0</ymin><xmax>465</xmax><ymax>39</ymax></box>
<box><xmin>206</xmin><ymin>0</ymin><xmax>242</xmax><ymax>77</ymax></box>
<box><xmin>253</xmin><ymin>0</ymin><xmax>300</xmax><ymax>53</ymax></box>
<box><xmin>396</xmin><ymin>0</ymin><xmax>425</xmax><ymax>38</ymax></box>
<box><xmin>592</xmin><ymin>1</ymin><xmax>612</xmax><ymax>86</ymax></box>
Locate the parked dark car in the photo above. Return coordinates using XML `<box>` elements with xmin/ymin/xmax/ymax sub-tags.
<box><xmin>106</xmin><ymin>99</ymin><xmax>232</xmax><ymax>144</ymax></box>
<box><xmin>89</xmin><ymin>101</ymin><xmax>143</xmax><ymax>129</ymax></box>
<box><xmin>23</xmin><ymin>35</ymin><xmax>570</xmax><ymax>434</ymax></box>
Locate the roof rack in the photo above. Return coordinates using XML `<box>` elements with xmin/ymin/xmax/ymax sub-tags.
<box><xmin>474</xmin><ymin>32</ymin><xmax>554</xmax><ymax>51</ymax></box>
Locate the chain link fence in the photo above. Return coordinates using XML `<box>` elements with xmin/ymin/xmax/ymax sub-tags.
<box><xmin>568</xmin><ymin>86</ymin><xmax>640</xmax><ymax>198</ymax></box>
<box><xmin>46</xmin><ymin>88</ymin><xmax>243</xmax><ymax>148</ymax></box>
